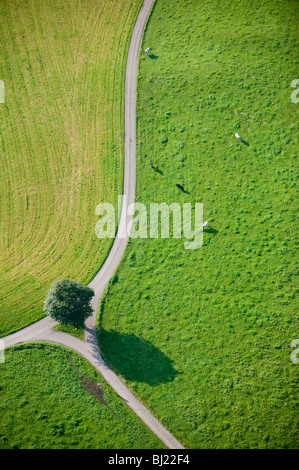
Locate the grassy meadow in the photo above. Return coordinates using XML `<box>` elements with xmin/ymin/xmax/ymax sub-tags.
<box><xmin>98</xmin><ymin>0</ymin><xmax>299</xmax><ymax>448</ymax></box>
<box><xmin>0</xmin><ymin>0</ymin><xmax>142</xmax><ymax>336</ymax></box>
<box><xmin>0</xmin><ymin>343</ymin><xmax>164</xmax><ymax>449</ymax></box>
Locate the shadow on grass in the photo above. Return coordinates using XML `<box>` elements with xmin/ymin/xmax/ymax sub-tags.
<box><xmin>99</xmin><ymin>329</ymin><xmax>177</xmax><ymax>386</ymax></box>
<box><xmin>204</xmin><ymin>226</ymin><xmax>218</xmax><ymax>235</ymax></box>
<box><xmin>177</xmin><ymin>187</ymin><xmax>191</xmax><ymax>195</ymax></box>
<box><xmin>154</xmin><ymin>167</ymin><xmax>163</xmax><ymax>175</ymax></box>
<box><xmin>149</xmin><ymin>53</ymin><xmax>159</xmax><ymax>60</ymax></box>
<box><xmin>241</xmin><ymin>138</ymin><xmax>250</xmax><ymax>146</ymax></box>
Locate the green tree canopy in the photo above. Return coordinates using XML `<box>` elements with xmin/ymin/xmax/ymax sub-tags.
<box><xmin>44</xmin><ymin>279</ymin><xmax>94</xmax><ymax>327</ymax></box>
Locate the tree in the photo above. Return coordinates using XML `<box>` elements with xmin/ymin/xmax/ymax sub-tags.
<box><xmin>44</xmin><ymin>279</ymin><xmax>94</xmax><ymax>327</ymax></box>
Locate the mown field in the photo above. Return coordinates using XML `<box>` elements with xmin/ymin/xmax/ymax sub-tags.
<box><xmin>0</xmin><ymin>0</ymin><xmax>143</xmax><ymax>336</ymax></box>
<box><xmin>0</xmin><ymin>343</ymin><xmax>164</xmax><ymax>449</ymax></box>
<box><xmin>99</xmin><ymin>0</ymin><xmax>299</xmax><ymax>448</ymax></box>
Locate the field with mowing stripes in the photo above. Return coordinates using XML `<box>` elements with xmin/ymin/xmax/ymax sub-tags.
<box><xmin>0</xmin><ymin>0</ymin><xmax>142</xmax><ymax>336</ymax></box>
<box><xmin>99</xmin><ymin>0</ymin><xmax>298</xmax><ymax>449</ymax></box>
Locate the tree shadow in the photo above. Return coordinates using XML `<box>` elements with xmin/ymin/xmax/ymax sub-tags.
<box><xmin>204</xmin><ymin>226</ymin><xmax>218</xmax><ymax>235</ymax></box>
<box><xmin>98</xmin><ymin>329</ymin><xmax>177</xmax><ymax>386</ymax></box>
<box><xmin>149</xmin><ymin>53</ymin><xmax>159</xmax><ymax>60</ymax></box>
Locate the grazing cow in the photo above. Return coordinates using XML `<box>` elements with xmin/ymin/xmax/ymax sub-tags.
<box><xmin>176</xmin><ymin>183</ymin><xmax>184</xmax><ymax>191</ymax></box>
<box><xmin>145</xmin><ymin>48</ymin><xmax>150</xmax><ymax>55</ymax></box>
<box><xmin>150</xmin><ymin>162</ymin><xmax>155</xmax><ymax>169</ymax></box>
<box><xmin>235</xmin><ymin>132</ymin><xmax>241</xmax><ymax>140</ymax></box>
<box><xmin>203</xmin><ymin>221</ymin><xmax>209</xmax><ymax>229</ymax></box>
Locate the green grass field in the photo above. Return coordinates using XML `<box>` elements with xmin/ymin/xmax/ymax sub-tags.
<box><xmin>98</xmin><ymin>0</ymin><xmax>299</xmax><ymax>448</ymax></box>
<box><xmin>54</xmin><ymin>323</ymin><xmax>85</xmax><ymax>340</ymax></box>
<box><xmin>0</xmin><ymin>0</ymin><xmax>142</xmax><ymax>336</ymax></box>
<box><xmin>0</xmin><ymin>343</ymin><xmax>164</xmax><ymax>449</ymax></box>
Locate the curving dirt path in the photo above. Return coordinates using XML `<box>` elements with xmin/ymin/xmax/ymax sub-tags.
<box><xmin>0</xmin><ymin>0</ymin><xmax>185</xmax><ymax>450</ymax></box>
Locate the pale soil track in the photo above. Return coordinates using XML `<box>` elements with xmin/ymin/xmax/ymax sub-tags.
<box><xmin>0</xmin><ymin>0</ymin><xmax>185</xmax><ymax>450</ymax></box>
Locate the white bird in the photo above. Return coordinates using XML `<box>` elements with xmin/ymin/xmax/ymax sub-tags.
<box><xmin>235</xmin><ymin>132</ymin><xmax>241</xmax><ymax>140</ymax></box>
